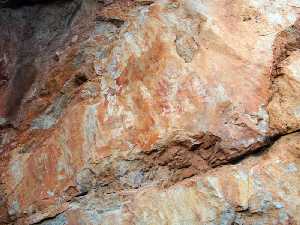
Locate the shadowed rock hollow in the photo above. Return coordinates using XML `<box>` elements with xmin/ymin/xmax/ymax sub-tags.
<box><xmin>0</xmin><ymin>0</ymin><xmax>300</xmax><ymax>224</ymax></box>
<box><xmin>0</xmin><ymin>0</ymin><xmax>71</xmax><ymax>8</ymax></box>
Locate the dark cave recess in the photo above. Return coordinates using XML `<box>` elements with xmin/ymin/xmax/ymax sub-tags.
<box><xmin>0</xmin><ymin>0</ymin><xmax>72</xmax><ymax>8</ymax></box>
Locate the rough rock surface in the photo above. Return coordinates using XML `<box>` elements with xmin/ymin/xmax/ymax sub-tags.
<box><xmin>37</xmin><ymin>132</ymin><xmax>300</xmax><ymax>225</ymax></box>
<box><xmin>0</xmin><ymin>0</ymin><xmax>300</xmax><ymax>224</ymax></box>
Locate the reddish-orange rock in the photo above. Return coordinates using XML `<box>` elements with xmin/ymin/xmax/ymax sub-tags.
<box><xmin>0</xmin><ymin>0</ymin><xmax>300</xmax><ymax>224</ymax></box>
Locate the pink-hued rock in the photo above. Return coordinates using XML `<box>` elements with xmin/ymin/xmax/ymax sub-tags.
<box><xmin>0</xmin><ymin>0</ymin><xmax>300</xmax><ymax>224</ymax></box>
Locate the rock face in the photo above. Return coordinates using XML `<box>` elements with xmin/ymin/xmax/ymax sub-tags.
<box><xmin>39</xmin><ymin>132</ymin><xmax>300</xmax><ymax>225</ymax></box>
<box><xmin>0</xmin><ymin>0</ymin><xmax>300</xmax><ymax>224</ymax></box>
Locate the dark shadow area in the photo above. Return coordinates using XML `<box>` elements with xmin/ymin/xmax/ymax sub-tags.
<box><xmin>0</xmin><ymin>0</ymin><xmax>83</xmax><ymax>121</ymax></box>
<box><xmin>6</xmin><ymin>63</ymin><xmax>37</xmax><ymax>118</ymax></box>
<box><xmin>0</xmin><ymin>0</ymin><xmax>72</xmax><ymax>8</ymax></box>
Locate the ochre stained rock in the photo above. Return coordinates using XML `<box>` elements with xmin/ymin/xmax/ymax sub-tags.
<box><xmin>39</xmin><ymin>132</ymin><xmax>300</xmax><ymax>225</ymax></box>
<box><xmin>0</xmin><ymin>0</ymin><xmax>300</xmax><ymax>224</ymax></box>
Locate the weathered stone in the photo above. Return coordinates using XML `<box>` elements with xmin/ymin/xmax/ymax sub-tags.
<box><xmin>0</xmin><ymin>0</ymin><xmax>300</xmax><ymax>224</ymax></box>
<box><xmin>36</xmin><ymin>132</ymin><xmax>300</xmax><ymax>225</ymax></box>
<box><xmin>75</xmin><ymin>168</ymin><xmax>96</xmax><ymax>194</ymax></box>
<box><xmin>268</xmin><ymin>22</ymin><xmax>300</xmax><ymax>133</ymax></box>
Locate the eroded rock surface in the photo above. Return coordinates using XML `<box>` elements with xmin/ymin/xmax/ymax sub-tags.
<box><xmin>38</xmin><ymin>132</ymin><xmax>300</xmax><ymax>225</ymax></box>
<box><xmin>0</xmin><ymin>0</ymin><xmax>300</xmax><ymax>224</ymax></box>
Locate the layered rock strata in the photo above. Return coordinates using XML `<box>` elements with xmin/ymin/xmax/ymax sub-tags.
<box><xmin>0</xmin><ymin>0</ymin><xmax>300</xmax><ymax>224</ymax></box>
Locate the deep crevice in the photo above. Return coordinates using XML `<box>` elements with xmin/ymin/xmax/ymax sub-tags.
<box><xmin>31</xmin><ymin>210</ymin><xmax>67</xmax><ymax>225</ymax></box>
<box><xmin>95</xmin><ymin>16</ymin><xmax>125</xmax><ymax>28</ymax></box>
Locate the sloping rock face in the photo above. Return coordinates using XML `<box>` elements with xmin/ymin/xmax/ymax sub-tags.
<box><xmin>0</xmin><ymin>0</ymin><xmax>300</xmax><ymax>224</ymax></box>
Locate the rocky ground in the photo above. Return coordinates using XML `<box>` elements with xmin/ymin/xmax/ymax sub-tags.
<box><xmin>0</xmin><ymin>0</ymin><xmax>300</xmax><ymax>224</ymax></box>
